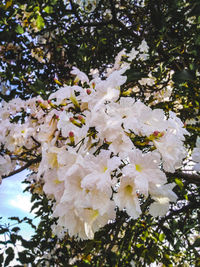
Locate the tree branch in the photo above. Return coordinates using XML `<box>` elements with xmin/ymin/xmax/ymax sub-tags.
<box><xmin>166</xmin><ymin>171</ymin><xmax>200</xmax><ymax>184</ymax></box>
<box><xmin>2</xmin><ymin>158</ymin><xmax>41</xmax><ymax>180</ymax></box>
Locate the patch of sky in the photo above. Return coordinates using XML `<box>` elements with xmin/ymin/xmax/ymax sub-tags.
<box><xmin>0</xmin><ymin>170</ymin><xmax>39</xmax><ymax>240</ymax></box>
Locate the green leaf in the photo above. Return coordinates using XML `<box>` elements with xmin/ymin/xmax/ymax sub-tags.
<box><xmin>4</xmin><ymin>247</ymin><xmax>14</xmax><ymax>266</ymax></box>
<box><xmin>11</xmin><ymin>227</ymin><xmax>20</xmax><ymax>233</ymax></box>
<box><xmin>50</xmin><ymin>0</ymin><xmax>58</xmax><ymax>4</ymax></box>
<box><xmin>0</xmin><ymin>253</ymin><xmax>3</xmax><ymax>264</ymax></box>
<box><xmin>173</xmin><ymin>69</ymin><xmax>195</xmax><ymax>83</ymax></box>
<box><xmin>195</xmin><ymin>35</ymin><xmax>200</xmax><ymax>45</ymax></box>
<box><xmin>36</xmin><ymin>15</ymin><xmax>45</xmax><ymax>30</ymax></box>
<box><xmin>188</xmin><ymin>4</ymin><xmax>200</xmax><ymax>16</ymax></box>
<box><xmin>159</xmin><ymin>233</ymin><xmax>165</xmax><ymax>242</ymax></box>
<box><xmin>18</xmin><ymin>251</ymin><xmax>35</xmax><ymax>264</ymax></box>
<box><xmin>193</xmin><ymin>238</ymin><xmax>200</xmax><ymax>247</ymax></box>
<box><xmin>175</xmin><ymin>178</ymin><xmax>184</xmax><ymax>190</ymax></box>
<box><xmin>5</xmin><ymin>247</ymin><xmax>14</xmax><ymax>255</ymax></box>
<box><xmin>161</xmin><ymin>226</ymin><xmax>174</xmax><ymax>245</ymax></box>
<box><xmin>125</xmin><ymin>69</ymin><xmax>147</xmax><ymax>83</ymax></box>
<box><xmin>0</xmin><ymin>228</ymin><xmax>9</xmax><ymax>234</ymax></box>
<box><xmin>44</xmin><ymin>6</ymin><xmax>54</xmax><ymax>13</ymax></box>
<box><xmin>10</xmin><ymin>233</ymin><xmax>18</xmax><ymax>244</ymax></box>
<box><xmin>5</xmin><ymin>0</ymin><xmax>13</xmax><ymax>9</ymax></box>
<box><xmin>15</xmin><ymin>25</ymin><xmax>24</xmax><ymax>34</ymax></box>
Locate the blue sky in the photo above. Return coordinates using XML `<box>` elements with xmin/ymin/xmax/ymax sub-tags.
<box><xmin>0</xmin><ymin>170</ymin><xmax>38</xmax><ymax>240</ymax></box>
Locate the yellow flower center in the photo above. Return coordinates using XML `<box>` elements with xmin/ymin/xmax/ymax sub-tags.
<box><xmin>125</xmin><ymin>185</ymin><xmax>133</xmax><ymax>194</ymax></box>
<box><xmin>48</xmin><ymin>153</ymin><xmax>58</xmax><ymax>168</ymax></box>
<box><xmin>135</xmin><ymin>164</ymin><xmax>142</xmax><ymax>172</ymax></box>
<box><xmin>53</xmin><ymin>178</ymin><xmax>63</xmax><ymax>185</ymax></box>
<box><xmin>103</xmin><ymin>166</ymin><xmax>108</xmax><ymax>172</ymax></box>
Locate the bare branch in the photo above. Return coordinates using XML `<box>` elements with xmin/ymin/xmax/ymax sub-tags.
<box><xmin>2</xmin><ymin>158</ymin><xmax>41</xmax><ymax>180</ymax></box>
<box><xmin>31</xmin><ymin>136</ymin><xmax>41</xmax><ymax>147</ymax></box>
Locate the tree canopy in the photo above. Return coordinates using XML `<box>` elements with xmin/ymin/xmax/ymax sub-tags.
<box><xmin>0</xmin><ymin>0</ymin><xmax>200</xmax><ymax>266</ymax></box>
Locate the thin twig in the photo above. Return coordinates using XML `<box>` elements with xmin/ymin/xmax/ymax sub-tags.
<box><xmin>2</xmin><ymin>158</ymin><xmax>41</xmax><ymax>180</ymax></box>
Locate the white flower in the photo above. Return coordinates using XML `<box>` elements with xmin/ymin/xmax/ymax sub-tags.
<box><xmin>42</xmin><ymin>169</ymin><xmax>64</xmax><ymax>201</ymax></box>
<box><xmin>71</xmin><ymin>66</ymin><xmax>89</xmax><ymax>84</ymax></box>
<box><xmin>149</xmin><ymin>197</ymin><xmax>170</xmax><ymax>217</ymax></box>
<box><xmin>138</xmin><ymin>53</ymin><xmax>148</xmax><ymax>61</ymax></box>
<box><xmin>106</xmin><ymin>68</ymin><xmax>128</xmax><ymax>88</ymax></box>
<box><xmin>89</xmin><ymin>68</ymin><xmax>99</xmax><ymax>79</ymax></box>
<box><xmin>109</xmin><ymin>131</ymin><xmax>134</xmax><ymax>156</ymax></box>
<box><xmin>127</xmin><ymin>101</ymin><xmax>167</xmax><ymax>136</ymax></box>
<box><xmin>57</xmin><ymin>111</ymin><xmax>74</xmax><ymax>136</ymax></box>
<box><xmin>57</xmin><ymin>111</ymin><xmax>88</xmax><ymax>144</ymax></box>
<box><xmin>60</xmin><ymin>167</ymin><xmax>87</xmax><ymax>206</ymax></box>
<box><xmin>138</xmin><ymin>40</ymin><xmax>149</xmax><ymax>53</ymax></box>
<box><xmin>12</xmin><ymin>123</ymin><xmax>35</xmax><ymax>148</ymax></box>
<box><xmin>49</xmin><ymin>85</ymin><xmax>82</xmax><ymax>105</ymax></box>
<box><xmin>113</xmin><ymin>49</ymin><xmax>127</xmax><ymax>70</ymax></box>
<box><xmin>0</xmin><ymin>155</ymin><xmax>13</xmax><ymax>183</ymax></box>
<box><xmin>153</xmin><ymin>132</ymin><xmax>187</xmax><ymax>173</ymax></box>
<box><xmin>38</xmin><ymin>112</ymin><xmax>59</xmax><ymax>143</ymax></box>
<box><xmin>113</xmin><ymin>176</ymin><xmax>141</xmax><ymax>219</ymax></box>
<box><xmin>149</xmin><ymin>183</ymin><xmax>177</xmax><ymax>217</ymax></box>
<box><xmin>123</xmin><ymin>149</ymin><xmax>167</xmax><ymax>196</ymax></box>
<box><xmin>91</xmin><ymin>109</ymin><xmax>122</xmax><ymax>142</ymax></box>
<box><xmin>57</xmin><ymin>148</ymin><xmax>85</xmax><ymax>181</ymax></box>
<box><xmin>82</xmin><ymin>150</ymin><xmax>121</xmax><ymax>192</ymax></box>
<box><xmin>86</xmin><ymin>82</ymin><xmax>119</xmax><ymax>111</ymax></box>
<box><xmin>91</xmin><ymin>81</ymin><xmax>121</xmax><ymax>110</ymax></box>
<box><xmin>168</xmin><ymin>111</ymin><xmax>189</xmax><ymax>140</ymax></box>
<box><xmin>138</xmin><ymin>77</ymin><xmax>155</xmax><ymax>86</ymax></box>
<box><xmin>53</xmin><ymin>203</ymin><xmax>88</xmax><ymax>239</ymax></box>
<box><xmin>3</xmin><ymin>98</ymin><xmax>24</xmax><ymax>113</ymax></box>
<box><xmin>127</xmin><ymin>47</ymin><xmax>139</xmax><ymax>61</ymax></box>
<box><xmin>106</xmin><ymin>97</ymin><xmax>135</xmax><ymax>129</ymax></box>
<box><xmin>53</xmin><ymin>200</ymin><xmax>115</xmax><ymax>240</ymax></box>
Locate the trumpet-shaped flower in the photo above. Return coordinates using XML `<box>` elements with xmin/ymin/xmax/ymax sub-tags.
<box><xmin>149</xmin><ymin>183</ymin><xmax>177</xmax><ymax>217</ymax></box>
<box><xmin>71</xmin><ymin>67</ymin><xmax>89</xmax><ymax>84</ymax></box>
<box><xmin>123</xmin><ymin>149</ymin><xmax>167</xmax><ymax>196</ymax></box>
<box><xmin>153</xmin><ymin>132</ymin><xmax>187</xmax><ymax>172</ymax></box>
<box><xmin>113</xmin><ymin>176</ymin><xmax>141</xmax><ymax>219</ymax></box>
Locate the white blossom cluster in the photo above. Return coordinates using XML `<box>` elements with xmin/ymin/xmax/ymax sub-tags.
<box><xmin>0</xmin><ymin>41</ymin><xmax>189</xmax><ymax>239</ymax></box>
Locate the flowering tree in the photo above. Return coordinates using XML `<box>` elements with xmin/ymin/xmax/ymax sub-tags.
<box><xmin>0</xmin><ymin>0</ymin><xmax>200</xmax><ymax>266</ymax></box>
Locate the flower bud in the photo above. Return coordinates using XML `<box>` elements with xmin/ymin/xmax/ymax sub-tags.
<box><xmin>69</xmin><ymin>131</ymin><xmax>74</xmax><ymax>137</ymax></box>
<box><xmin>153</xmin><ymin>131</ymin><xmax>159</xmax><ymax>136</ymax></box>
<box><xmin>77</xmin><ymin>115</ymin><xmax>85</xmax><ymax>124</ymax></box>
<box><xmin>78</xmin><ymin>115</ymin><xmax>83</xmax><ymax>121</ymax></box>
<box><xmin>69</xmin><ymin>131</ymin><xmax>75</xmax><ymax>145</ymax></box>
<box><xmin>86</xmin><ymin>89</ymin><xmax>91</xmax><ymax>95</ymax></box>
